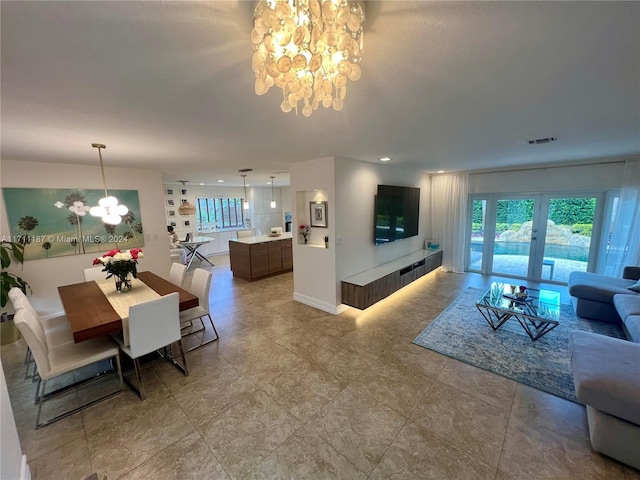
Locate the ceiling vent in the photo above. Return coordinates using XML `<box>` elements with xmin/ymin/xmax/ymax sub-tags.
<box><xmin>528</xmin><ymin>136</ymin><xmax>558</xmax><ymax>145</ymax></box>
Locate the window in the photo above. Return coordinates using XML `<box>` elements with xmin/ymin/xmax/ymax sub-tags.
<box><xmin>196</xmin><ymin>197</ymin><xmax>244</xmax><ymax>230</ymax></box>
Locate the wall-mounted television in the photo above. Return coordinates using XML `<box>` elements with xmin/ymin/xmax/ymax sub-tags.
<box><xmin>374</xmin><ymin>184</ymin><xmax>420</xmax><ymax>245</ymax></box>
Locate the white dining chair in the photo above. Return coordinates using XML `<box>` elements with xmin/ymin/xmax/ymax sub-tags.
<box><xmin>113</xmin><ymin>292</ymin><xmax>188</xmax><ymax>400</ymax></box>
<box><xmin>13</xmin><ymin>307</ymin><xmax>123</xmax><ymax>429</ymax></box>
<box><xmin>169</xmin><ymin>262</ymin><xmax>187</xmax><ymax>288</ymax></box>
<box><xmin>179</xmin><ymin>268</ymin><xmax>218</xmax><ymax>352</ymax></box>
<box><xmin>83</xmin><ymin>266</ymin><xmax>105</xmax><ymax>282</ymax></box>
<box><xmin>9</xmin><ymin>287</ymin><xmax>74</xmax><ymax>379</ymax></box>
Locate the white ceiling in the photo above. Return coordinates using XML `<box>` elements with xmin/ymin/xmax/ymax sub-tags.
<box><xmin>1</xmin><ymin>1</ymin><xmax>638</xmax><ymax>187</ymax></box>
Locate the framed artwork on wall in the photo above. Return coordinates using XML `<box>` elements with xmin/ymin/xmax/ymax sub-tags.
<box><xmin>168</xmin><ymin>210</ymin><xmax>175</xmax><ymax>217</ymax></box>
<box><xmin>165</xmin><ymin>188</ymin><xmax>174</xmax><ymax>195</ymax></box>
<box><xmin>170</xmin><ymin>221</ymin><xmax>177</xmax><ymax>227</ymax></box>
<box><xmin>181</xmin><ymin>189</ymin><xmax>188</xmax><ymax>195</ymax></box>
<box><xmin>167</xmin><ymin>199</ymin><xmax>175</xmax><ymax>206</ymax></box>
<box><xmin>1</xmin><ymin>187</ymin><xmax>145</xmax><ymax>260</ymax></box>
<box><xmin>310</xmin><ymin>201</ymin><xmax>328</xmax><ymax>228</ymax></box>
<box><xmin>183</xmin><ymin>220</ymin><xmax>191</xmax><ymax>227</ymax></box>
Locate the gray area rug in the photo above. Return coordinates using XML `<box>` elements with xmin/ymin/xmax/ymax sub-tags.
<box><xmin>412</xmin><ymin>287</ymin><xmax>625</xmax><ymax>403</ymax></box>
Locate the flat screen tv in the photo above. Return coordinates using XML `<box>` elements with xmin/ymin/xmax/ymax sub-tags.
<box><xmin>374</xmin><ymin>185</ymin><xmax>420</xmax><ymax>245</ymax></box>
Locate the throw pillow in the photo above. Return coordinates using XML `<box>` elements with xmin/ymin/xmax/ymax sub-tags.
<box><xmin>629</xmin><ymin>280</ymin><xmax>640</xmax><ymax>293</ymax></box>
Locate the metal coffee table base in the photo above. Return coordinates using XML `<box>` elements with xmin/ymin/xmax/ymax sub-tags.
<box><xmin>476</xmin><ymin>305</ymin><xmax>559</xmax><ymax>341</ymax></box>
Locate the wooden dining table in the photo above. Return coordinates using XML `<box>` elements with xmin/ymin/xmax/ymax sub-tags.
<box><xmin>58</xmin><ymin>271</ymin><xmax>198</xmax><ymax>343</ymax></box>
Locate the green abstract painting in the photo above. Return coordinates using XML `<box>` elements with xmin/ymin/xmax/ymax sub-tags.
<box><xmin>2</xmin><ymin>188</ymin><xmax>145</xmax><ymax>260</ymax></box>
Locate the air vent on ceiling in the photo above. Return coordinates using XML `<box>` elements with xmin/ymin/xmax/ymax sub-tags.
<box><xmin>238</xmin><ymin>168</ymin><xmax>253</xmax><ymax>172</ymax></box>
<box><xmin>528</xmin><ymin>136</ymin><xmax>558</xmax><ymax>145</ymax></box>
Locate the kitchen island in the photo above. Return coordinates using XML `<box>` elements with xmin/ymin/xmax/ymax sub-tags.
<box><xmin>229</xmin><ymin>232</ymin><xmax>293</xmax><ymax>281</ymax></box>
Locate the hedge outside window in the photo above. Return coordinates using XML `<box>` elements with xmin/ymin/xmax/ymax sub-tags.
<box><xmin>197</xmin><ymin>198</ymin><xmax>245</xmax><ymax>229</ymax></box>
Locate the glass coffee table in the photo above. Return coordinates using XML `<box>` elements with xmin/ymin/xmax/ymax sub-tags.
<box><xmin>476</xmin><ymin>282</ymin><xmax>561</xmax><ymax>341</ymax></box>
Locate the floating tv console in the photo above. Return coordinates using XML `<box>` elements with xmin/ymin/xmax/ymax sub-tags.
<box><xmin>341</xmin><ymin>249</ymin><xmax>443</xmax><ymax>310</ymax></box>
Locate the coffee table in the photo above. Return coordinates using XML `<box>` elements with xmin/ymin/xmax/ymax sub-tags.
<box><xmin>476</xmin><ymin>282</ymin><xmax>561</xmax><ymax>341</ymax></box>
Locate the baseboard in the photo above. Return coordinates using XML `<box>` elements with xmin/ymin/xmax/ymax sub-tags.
<box><xmin>293</xmin><ymin>293</ymin><xmax>349</xmax><ymax>315</ymax></box>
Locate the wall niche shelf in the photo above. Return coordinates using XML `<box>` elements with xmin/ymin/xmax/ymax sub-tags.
<box><xmin>341</xmin><ymin>249</ymin><xmax>443</xmax><ymax>310</ymax></box>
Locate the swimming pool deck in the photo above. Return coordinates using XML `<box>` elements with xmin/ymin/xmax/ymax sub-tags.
<box><xmin>469</xmin><ymin>254</ymin><xmax>587</xmax><ymax>284</ymax></box>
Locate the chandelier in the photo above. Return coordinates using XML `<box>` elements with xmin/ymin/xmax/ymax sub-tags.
<box><xmin>89</xmin><ymin>143</ymin><xmax>128</xmax><ymax>225</ymax></box>
<box><xmin>251</xmin><ymin>0</ymin><xmax>365</xmax><ymax>117</ymax></box>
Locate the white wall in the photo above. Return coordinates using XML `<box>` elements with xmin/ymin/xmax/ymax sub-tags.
<box><xmin>290</xmin><ymin>157</ymin><xmax>337</xmax><ymax>312</ymax></box>
<box><xmin>1</xmin><ymin>159</ymin><xmax>168</xmax><ymax>317</ymax></box>
<box><xmin>290</xmin><ymin>156</ymin><xmax>431</xmax><ymax>313</ymax></box>
<box><xmin>162</xmin><ymin>183</ymin><xmax>288</xmax><ymax>236</ymax></box>
<box><xmin>335</xmin><ymin>157</ymin><xmax>431</xmax><ymax>289</ymax></box>
<box><xmin>469</xmin><ymin>161</ymin><xmax>626</xmax><ymax>194</ymax></box>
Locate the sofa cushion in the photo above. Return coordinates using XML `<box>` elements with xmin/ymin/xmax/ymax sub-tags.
<box><xmin>568</xmin><ymin>271</ymin><xmax>636</xmax><ymax>304</ymax></box>
<box><xmin>624</xmin><ymin>315</ymin><xmax>640</xmax><ymax>344</ymax></box>
<box><xmin>629</xmin><ymin>279</ymin><xmax>640</xmax><ymax>293</ymax></box>
<box><xmin>614</xmin><ymin>293</ymin><xmax>640</xmax><ymax>319</ymax></box>
<box><xmin>570</xmin><ymin>331</ymin><xmax>640</xmax><ymax>425</ymax></box>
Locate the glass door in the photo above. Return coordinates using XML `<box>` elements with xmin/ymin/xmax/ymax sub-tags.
<box><xmin>535</xmin><ymin>195</ymin><xmax>601</xmax><ymax>283</ymax></box>
<box><xmin>468</xmin><ymin>193</ymin><xmax>604</xmax><ymax>283</ymax></box>
<box><xmin>491</xmin><ymin>197</ymin><xmax>536</xmax><ymax>279</ymax></box>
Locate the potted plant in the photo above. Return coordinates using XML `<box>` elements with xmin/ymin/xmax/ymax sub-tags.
<box><xmin>1</xmin><ymin>241</ymin><xmax>31</xmax><ymax>343</ymax></box>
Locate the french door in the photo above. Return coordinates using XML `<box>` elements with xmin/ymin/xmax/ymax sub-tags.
<box><xmin>467</xmin><ymin>193</ymin><xmax>604</xmax><ymax>283</ymax></box>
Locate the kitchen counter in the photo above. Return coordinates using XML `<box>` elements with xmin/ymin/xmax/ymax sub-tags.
<box><xmin>229</xmin><ymin>232</ymin><xmax>293</xmax><ymax>245</ymax></box>
<box><xmin>229</xmin><ymin>234</ymin><xmax>293</xmax><ymax>281</ymax></box>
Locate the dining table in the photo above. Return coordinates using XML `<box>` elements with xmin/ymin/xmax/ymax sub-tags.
<box><xmin>181</xmin><ymin>235</ymin><xmax>215</xmax><ymax>269</ymax></box>
<box><xmin>58</xmin><ymin>271</ymin><xmax>198</xmax><ymax>344</ymax></box>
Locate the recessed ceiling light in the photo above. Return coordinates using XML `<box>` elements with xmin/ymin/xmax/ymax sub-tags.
<box><xmin>380</xmin><ymin>157</ymin><xmax>391</xmax><ymax>162</ymax></box>
<box><xmin>267</xmin><ymin>181</ymin><xmax>272</xmax><ymax>185</ymax></box>
<box><xmin>200</xmin><ymin>183</ymin><xmax>205</xmax><ymax>185</ymax></box>
<box><xmin>437</xmin><ymin>170</ymin><xmax>444</xmax><ymax>173</ymax></box>
<box><xmin>217</xmin><ymin>179</ymin><xmax>224</xmax><ymax>183</ymax></box>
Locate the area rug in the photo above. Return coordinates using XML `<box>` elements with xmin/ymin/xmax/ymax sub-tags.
<box><xmin>412</xmin><ymin>288</ymin><xmax>625</xmax><ymax>403</ymax></box>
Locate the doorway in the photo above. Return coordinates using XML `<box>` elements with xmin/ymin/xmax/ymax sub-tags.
<box><xmin>467</xmin><ymin>193</ymin><xmax>603</xmax><ymax>283</ymax></box>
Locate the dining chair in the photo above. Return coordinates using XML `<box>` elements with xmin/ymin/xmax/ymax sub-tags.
<box><xmin>184</xmin><ymin>232</ymin><xmax>192</xmax><ymax>242</ymax></box>
<box><xmin>179</xmin><ymin>268</ymin><xmax>218</xmax><ymax>352</ymax></box>
<box><xmin>169</xmin><ymin>262</ymin><xmax>187</xmax><ymax>288</ymax></box>
<box><xmin>113</xmin><ymin>292</ymin><xmax>188</xmax><ymax>400</ymax></box>
<box><xmin>83</xmin><ymin>266</ymin><xmax>106</xmax><ymax>282</ymax></box>
<box><xmin>13</xmin><ymin>307</ymin><xmax>123</xmax><ymax>429</ymax></box>
<box><xmin>236</xmin><ymin>230</ymin><xmax>252</xmax><ymax>238</ymax></box>
<box><xmin>8</xmin><ymin>287</ymin><xmax>74</xmax><ymax>379</ymax></box>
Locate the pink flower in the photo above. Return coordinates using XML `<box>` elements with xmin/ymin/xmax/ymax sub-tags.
<box><xmin>104</xmin><ymin>249</ymin><xmax>120</xmax><ymax>258</ymax></box>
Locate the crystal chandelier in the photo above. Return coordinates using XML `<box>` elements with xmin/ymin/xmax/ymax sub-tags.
<box><xmin>251</xmin><ymin>0</ymin><xmax>365</xmax><ymax>117</ymax></box>
<box><xmin>89</xmin><ymin>143</ymin><xmax>128</xmax><ymax>225</ymax></box>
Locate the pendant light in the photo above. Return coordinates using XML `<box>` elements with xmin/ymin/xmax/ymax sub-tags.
<box><xmin>177</xmin><ymin>180</ymin><xmax>196</xmax><ymax>216</ymax></box>
<box><xmin>241</xmin><ymin>174</ymin><xmax>249</xmax><ymax>210</ymax></box>
<box><xmin>270</xmin><ymin>176</ymin><xmax>276</xmax><ymax>209</ymax></box>
<box><xmin>89</xmin><ymin>143</ymin><xmax>128</xmax><ymax>225</ymax></box>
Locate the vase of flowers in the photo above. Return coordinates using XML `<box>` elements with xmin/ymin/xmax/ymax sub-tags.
<box><xmin>93</xmin><ymin>248</ymin><xmax>143</xmax><ymax>293</ymax></box>
<box><xmin>299</xmin><ymin>224</ymin><xmax>310</xmax><ymax>244</ymax></box>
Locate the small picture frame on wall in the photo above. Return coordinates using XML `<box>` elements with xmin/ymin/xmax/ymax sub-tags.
<box><xmin>170</xmin><ymin>221</ymin><xmax>177</xmax><ymax>227</ymax></box>
<box><xmin>181</xmin><ymin>198</ymin><xmax>188</xmax><ymax>204</ymax></box>
<box><xmin>165</xmin><ymin>188</ymin><xmax>174</xmax><ymax>195</ymax></box>
<box><xmin>181</xmin><ymin>189</ymin><xmax>188</xmax><ymax>195</ymax></box>
<box><xmin>167</xmin><ymin>199</ymin><xmax>175</xmax><ymax>207</ymax></box>
<box><xmin>310</xmin><ymin>201</ymin><xmax>328</xmax><ymax>228</ymax></box>
<box><xmin>168</xmin><ymin>210</ymin><xmax>175</xmax><ymax>217</ymax></box>
<box><xmin>183</xmin><ymin>220</ymin><xmax>190</xmax><ymax>227</ymax></box>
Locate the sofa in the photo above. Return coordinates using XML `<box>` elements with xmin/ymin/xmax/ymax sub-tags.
<box><xmin>568</xmin><ymin>266</ymin><xmax>640</xmax><ymax>469</ymax></box>
<box><xmin>568</xmin><ymin>266</ymin><xmax>640</xmax><ymax>325</ymax></box>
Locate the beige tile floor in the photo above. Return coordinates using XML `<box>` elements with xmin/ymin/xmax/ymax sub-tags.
<box><xmin>2</xmin><ymin>254</ymin><xmax>639</xmax><ymax>480</ymax></box>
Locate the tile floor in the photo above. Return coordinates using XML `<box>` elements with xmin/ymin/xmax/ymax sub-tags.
<box><xmin>2</xmin><ymin>254</ymin><xmax>639</xmax><ymax>480</ymax></box>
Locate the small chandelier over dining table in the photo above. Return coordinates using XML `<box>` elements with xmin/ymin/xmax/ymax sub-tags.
<box><xmin>251</xmin><ymin>0</ymin><xmax>365</xmax><ymax>117</ymax></box>
<box><xmin>89</xmin><ymin>143</ymin><xmax>128</xmax><ymax>225</ymax></box>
